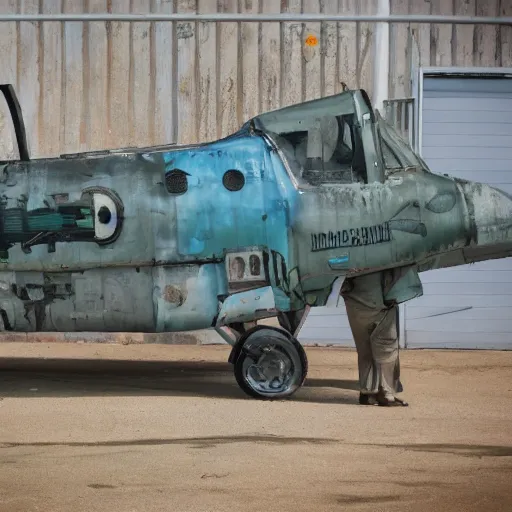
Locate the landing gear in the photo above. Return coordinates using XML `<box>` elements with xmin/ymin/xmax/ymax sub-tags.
<box><xmin>228</xmin><ymin>325</ymin><xmax>308</xmax><ymax>400</ymax></box>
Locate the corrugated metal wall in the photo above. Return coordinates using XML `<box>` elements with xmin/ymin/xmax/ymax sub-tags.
<box><xmin>0</xmin><ymin>0</ymin><xmax>510</xmax><ymax>160</ymax></box>
<box><xmin>390</xmin><ymin>0</ymin><xmax>511</xmax><ymax>98</ymax></box>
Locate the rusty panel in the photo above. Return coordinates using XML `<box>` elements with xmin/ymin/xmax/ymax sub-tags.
<box><xmin>281</xmin><ymin>0</ymin><xmax>303</xmax><ymax>107</ymax></box>
<box><xmin>474</xmin><ymin>0</ymin><xmax>500</xmax><ymax>66</ymax></box>
<box><xmin>389</xmin><ymin>0</ymin><xmax>410</xmax><ymax>99</ymax></box>
<box><xmin>338</xmin><ymin>0</ymin><xmax>358</xmax><ymax>94</ymax></box>
<box><xmin>218</xmin><ymin>0</ymin><xmax>239</xmax><ymax>137</ymax></box>
<box><xmin>0</xmin><ymin>0</ymin><xmax>18</xmax><ymax>160</ymax></box>
<box><xmin>176</xmin><ymin>0</ymin><xmax>197</xmax><ymax>145</ymax></box>
<box><xmin>408</xmin><ymin>0</ymin><xmax>431</xmax><ymax>75</ymax></box>
<box><xmin>197</xmin><ymin>0</ymin><xmax>218</xmax><ymax>142</ymax></box>
<box><xmin>0</xmin><ymin>0</ymin><xmax>508</xmax><ymax>159</ymax></box>
<box><xmin>501</xmin><ymin>0</ymin><xmax>512</xmax><ymax>66</ymax></box>
<box><xmin>302</xmin><ymin>0</ymin><xmax>321</xmax><ymax>102</ymax></box>
<box><xmin>355</xmin><ymin>0</ymin><xmax>376</xmax><ymax>95</ymax></box>
<box><xmin>453</xmin><ymin>0</ymin><xmax>476</xmax><ymax>67</ymax></box>
<box><xmin>107</xmin><ymin>1</ymin><xmax>131</xmax><ymax>149</ymax></box>
<box><xmin>86</xmin><ymin>1</ymin><xmax>109</xmax><ymax>151</ymax></box>
<box><xmin>239</xmin><ymin>0</ymin><xmax>259</xmax><ymax>121</ymax></box>
<box><xmin>153</xmin><ymin>0</ymin><xmax>175</xmax><ymax>146</ymax></box>
<box><xmin>389</xmin><ymin>0</ymin><xmax>504</xmax><ymax>98</ymax></box>
<box><xmin>321</xmin><ymin>0</ymin><xmax>340</xmax><ymax>97</ymax></box>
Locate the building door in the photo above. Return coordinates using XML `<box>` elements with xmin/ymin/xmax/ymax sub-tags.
<box><xmin>405</xmin><ymin>74</ymin><xmax>512</xmax><ymax>349</ymax></box>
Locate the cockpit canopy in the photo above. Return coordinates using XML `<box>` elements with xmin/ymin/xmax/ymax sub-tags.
<box><xmin>376</xmin><ymin>110</ymin><xmax>428</xmax><ymax>173</ymax></box>
<box><xmin>248</xmin><ymin>88</ymin><xmax>430</xmax><ymax>187</ymax></box>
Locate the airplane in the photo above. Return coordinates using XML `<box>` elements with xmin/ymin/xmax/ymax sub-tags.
<box><xmin>1</xmin><ymin>83</ymin><xmax>511</xmax><ymax>400</ymax></box>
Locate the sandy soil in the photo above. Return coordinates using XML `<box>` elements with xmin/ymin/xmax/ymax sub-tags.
<box><xmin>0</xmin><ymin>342</ymin><xmax>511</xmax><ymax>512</ymax></box>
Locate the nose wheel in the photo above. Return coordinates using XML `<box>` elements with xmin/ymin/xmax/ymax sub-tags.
<box><xmin>230</xmin><ymin>326</ymin><xmax>308</xmax><ymax>400</ymax></box>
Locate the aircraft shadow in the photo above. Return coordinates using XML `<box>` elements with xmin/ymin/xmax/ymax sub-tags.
<box><xmin>0</xmin><ymin>357</ymin><xmax>359</xmax><ymax>405</ymax></box>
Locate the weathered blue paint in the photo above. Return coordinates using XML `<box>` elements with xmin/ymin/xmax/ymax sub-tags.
<box><xmin>1</xmin><ymin>86</ymin><xmax>512</xmax><ymax>342</ymax></box>
<box><xmin>154</xmin><ymin>263</ymin><xmax>228</xmax><ymax>332</ymax></box>
<box><xmin>162</xmin><ymin>134</ymin><xmax>298</xmax><ymax>266</ymax></box>
<box><xmin>328</xmin><ymin>255</ymin><xmax>350</xmax><ymax>270</ymax></box>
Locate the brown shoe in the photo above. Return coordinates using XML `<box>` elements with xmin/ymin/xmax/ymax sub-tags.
<box><xmin>376</xmin><ymin>388</ymin><xmax>409</xmax><ymax>407</ymax></box>
<box><xmin>359</xmin><ymin>393</ymin><xmax>378</xmax><ymax>405</ymax></box>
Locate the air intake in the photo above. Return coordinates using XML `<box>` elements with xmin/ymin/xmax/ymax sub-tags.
<box><xmin>165</xmin><ymin>169</ymin><xmax>189</xmax><ymax>195</ymax></box>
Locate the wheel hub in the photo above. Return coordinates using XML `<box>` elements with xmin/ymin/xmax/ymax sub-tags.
<box><xmin>233</xmin><ymin>326</ymin><xmax>308</xmax><ymax>399</ymax></box>
<box><xmin>245</xmin><ymin>345</ymin><xmax>295</xmax><ymax>394</ymax></box>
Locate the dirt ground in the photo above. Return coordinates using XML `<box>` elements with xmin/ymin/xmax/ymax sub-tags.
<box><xmin>0</xmin><ymin>342</ymin><xmax>511</xmax><ymax>512</ymax></box>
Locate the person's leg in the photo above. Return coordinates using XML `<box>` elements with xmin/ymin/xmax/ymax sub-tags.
<box><xmin>344</xmin><ymin>296</ymin><xmax>378</xmax><ymax>403</ymax></box>
<box><xmin>341</xmin><ymin>274</ymin><xmax>407</xmax><ymax>407</ymax></box>
<box><xmin>369</xmin><ymin>303</ymin><xmax>407</xmax><ymax>406</ymax></box>
<box><xmin>341</xmin><ymin>274</ymin><xmax>382</xmax><ymax>404</ymax></box>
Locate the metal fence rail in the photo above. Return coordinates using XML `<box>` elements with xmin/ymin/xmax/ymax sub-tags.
<box><xmin>0</xmin><ymin>14</ymin><xmax>510</xmax><ymax>24</ymax></box>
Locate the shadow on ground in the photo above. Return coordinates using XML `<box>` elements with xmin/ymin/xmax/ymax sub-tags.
<box><xmin>0</xmin><ymin>358</ymin><xmax>359</xmax><ymax>404</ymax></box>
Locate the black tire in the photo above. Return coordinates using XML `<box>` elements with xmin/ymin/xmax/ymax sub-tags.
<box><xmin>233</xmin><ymin>326</ymin><xmax>308</xmax><ymax>400</ymax></box>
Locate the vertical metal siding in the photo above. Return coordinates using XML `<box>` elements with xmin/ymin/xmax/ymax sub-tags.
<box><xmin>0</xmin><ymin>0</ymin><xmax>499</xmax><ymax>161</ymax></box>
<box><xmin>388</xmin><ymin>0</ymin><xmax>505</xmax><ymax>98</ymax></box>
<box><xmin>0</xmin><ymin>0</ymin><xmax>377</xmax><ymax>159</ymax></box>
<box><xmin>0</xmin><ymin>0</ymin><xmax>509</xmax><ymax>160</ymax></box>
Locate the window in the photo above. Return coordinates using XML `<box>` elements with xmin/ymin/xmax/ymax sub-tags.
<box><xmin>269</xmin><ymin>114</ymin><xmax>367</xmax><ymax>185</ymax></box>
<box><xmin>380</xmin><ymin>138</ymin><xmax>402</xmax><ymax>171</ymax></box>
<box><xmin>252</xmin><ymin>92</ymin><xmax>368</xmax><ymax>186</ymax></box>
<box><xmin>376</xmin><ymin>113</ymin><xmax>427</xmax><ymax>173</ymax></box>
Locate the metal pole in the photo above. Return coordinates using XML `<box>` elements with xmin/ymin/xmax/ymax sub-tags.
<box><xmin>372</xmin><ymin>0</ymin><xmax>390</xmax><ymax>112</ymax></box>
<box><xmin>0</xmin><ymin>13</ymin><xmax>510</xmax><ymax>24</ymax></box>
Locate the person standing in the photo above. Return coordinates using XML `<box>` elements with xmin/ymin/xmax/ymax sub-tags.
<box><xmin>340</xmin><ymin>270</ymin><xmax>408</xmax><ymax>407</ymax></box>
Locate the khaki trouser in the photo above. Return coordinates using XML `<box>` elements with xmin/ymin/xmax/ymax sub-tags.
<box><xmin>341</xmin><ymin>272</ymin><xmax>402</xmax><ymax>399</ymax></box>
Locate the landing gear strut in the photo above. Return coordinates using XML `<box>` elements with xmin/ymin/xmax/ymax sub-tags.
<box><xmin>228</xmin><ymin>325</ymin><xmax>308</xmax><ymax>400</ymax></box>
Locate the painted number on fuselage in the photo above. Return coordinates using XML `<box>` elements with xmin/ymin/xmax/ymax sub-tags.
<box><xmin>310</xmin><ymin>223</ymin><xmax>392</xmax><ymax>252</ymax></box>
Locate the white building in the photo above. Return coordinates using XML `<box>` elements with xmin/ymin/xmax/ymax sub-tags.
<box><xmin>0</xmin><ymin>0</ymin><xmax>510</xmax><ymax>349</ymax></box>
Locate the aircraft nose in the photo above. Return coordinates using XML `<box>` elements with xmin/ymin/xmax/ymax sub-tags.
<box><xmin>459</xmin><ymin>180</ymin><xmax>512</xmax><ymax>247</ymax></box>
